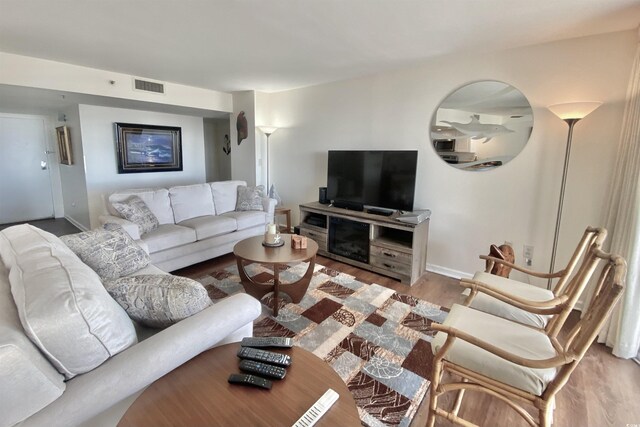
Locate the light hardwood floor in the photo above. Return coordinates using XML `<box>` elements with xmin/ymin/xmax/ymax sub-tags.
<box><xmin>175</xmin><ymin>254</ymin><xmax>640</xmax><ymax>427</ymax></box>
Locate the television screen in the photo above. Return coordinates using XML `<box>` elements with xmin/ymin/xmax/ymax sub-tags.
<box><xmin>327</xmin><ymin>150</ymin><xmax>418</xmax><ymax>212</ymax></box>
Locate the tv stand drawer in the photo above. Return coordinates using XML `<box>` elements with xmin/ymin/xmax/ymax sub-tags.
<box><xmin>369</xmin><ymin>245</ymin><xmax>412</xmax><ymax>265</ymax></box>
<box><xmin>370</xmin><ymin>255</ymin><xmax>412</xmax><ymax>276</ymax></box>
<box><xmin>300</xmin><ymin>228</ymin><xmax>327</xmax><ymax>251</ymax></box>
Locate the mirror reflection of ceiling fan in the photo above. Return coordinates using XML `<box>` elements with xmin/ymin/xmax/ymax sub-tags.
<box><xmin>439</xmin><ymin>115</ymin><xmax>514</xmax><ymax>143</ymax></box>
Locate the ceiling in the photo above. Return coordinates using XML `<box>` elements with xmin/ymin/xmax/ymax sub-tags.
<box><xmin>1</xmin><ymin>1</ymin><xmax>639</xmax><ymax>95</ymax></box>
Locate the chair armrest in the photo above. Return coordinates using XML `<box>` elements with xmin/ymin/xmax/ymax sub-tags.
<box><xmin>99</xmin><ymin>214</ymin><xmax>141</xmax><ymax>240</ymax></box>
<box><xmin>21</xmin><ymin>293</ymin><xmax>262</xmax><ymax>427</ymax></box>
<box><xmin>479</xmin><ymin>255</ymin><xmax>565</xmax><ymax>279</ymax></box>
<box><xmin>430</xmin><ymin>322</ymin><xmax>572</xmax><ymax>369</ymax></box>
<box><xmin>262</xmin><ymin>197</ymin><xmax>277</xmax><ymax>223</ymax></box>
<box><xmin>460</xmin><ymin>278</ymin><xmax>568</xmax><ymax>314</ymax></box>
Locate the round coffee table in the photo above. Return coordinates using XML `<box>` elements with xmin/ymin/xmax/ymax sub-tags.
<box><xmin>117</xmin><ymin>343</ymin><xmax>361</xmax><ymax>427</ymax></box>
<box><xmin>233</xmin><ymin>234</ymin><xmax>318</xmax><ymax>316</ymax></box>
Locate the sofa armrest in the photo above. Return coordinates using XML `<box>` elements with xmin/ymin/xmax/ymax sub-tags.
<box><xmin>262</xmin><ymin>197</ymin><xmax>277</xmax><ymax>223</ymax></box>
<box><xmin>19</xmin><ymin>293</ymin><xmax>262</xmax><ymax>427</ymax></box>
<box><xmin>98</xmin><ymin>215</ymin><xmax>141</xmax><ymax>240</ymax></box>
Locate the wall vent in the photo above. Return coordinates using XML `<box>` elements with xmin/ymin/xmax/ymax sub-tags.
<box><xmin>133</xmin><ymin>78</ymin><xmax>165</xmax><ymax>94</ymax></box>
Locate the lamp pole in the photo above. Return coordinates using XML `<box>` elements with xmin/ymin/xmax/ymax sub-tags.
<box><xmin>257</xmin><ymin>126</ymin><xmax>278</xmax><ymax>192</ymax></box>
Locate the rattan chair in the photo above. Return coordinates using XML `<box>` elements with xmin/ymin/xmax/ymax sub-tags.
<box><xmin>460</xmin><ymin>227</ymin><xmax>607</xmax><ymax>337</ymax></box>
<box><xmin>427</xmin><ymin>250</ymin><xmax>626</xmax><ymax>427</ymax></box>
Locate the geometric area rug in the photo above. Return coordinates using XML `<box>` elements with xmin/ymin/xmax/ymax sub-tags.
<box><xmin>196</xmin><ymin>262</ymin><xmax>450</xmax><ymax>427</ymax></box>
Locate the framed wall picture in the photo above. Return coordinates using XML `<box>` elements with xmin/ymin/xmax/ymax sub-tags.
<box><xmin>115</xmin><ymin>123</ymin><xmax>183</xmax><ymax>173</ymax></box>
<box><xmin>56</xmin><ymin>126</ymin><xmax>73</xmax><ymax>165</ymax></box>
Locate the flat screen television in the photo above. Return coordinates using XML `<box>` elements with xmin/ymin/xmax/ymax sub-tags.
<box><xmin>327</xmin><ymin>150</ymin><xmax>418</xmax><ymax>212</ymax></box>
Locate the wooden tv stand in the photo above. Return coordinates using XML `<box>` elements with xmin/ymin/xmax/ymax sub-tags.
<box><xmin>298</xmin><ymin>202</ymin><xmax>429</xmax><ymax>285</ymax></box>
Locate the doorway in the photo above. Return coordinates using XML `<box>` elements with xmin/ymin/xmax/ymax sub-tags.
<box><xmin>0</xmin><ymin>114</ymin><xmax>55</xmax><ymax>224</ymax></box>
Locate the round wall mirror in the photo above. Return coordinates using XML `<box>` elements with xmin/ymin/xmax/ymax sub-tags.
<box><xmin>430</xmin><ymin>80</ymin><xmax>533</xmax><ymax>171</ymax></box>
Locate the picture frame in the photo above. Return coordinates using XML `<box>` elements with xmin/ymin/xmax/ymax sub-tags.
<box><xmin>56</xmin><ymin>125</ymin><xmax>73</xmax><ymax>165</ymax></box>
<box><xmin>115</xmin><ymin>123</ymin><xmax>183</xmax><ymax>173</ymax></box>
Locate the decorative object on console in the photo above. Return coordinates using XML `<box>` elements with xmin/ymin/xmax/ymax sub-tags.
<box><xmin>104</xmin><ymin>275</ymin><xmax>212</xmax><ymax>328</ymax></box>
<box><xmin>431</xmin><ymin>80</ymin><xmax>533</xmax><ymax>171</ymax></box>
<box><xmin>291</xmin><ymin>235</ymin><xmax>307</xmax><ymax>249</ymax></box>
<box><xmin>198</xmin><ymin>262</ymin><xmax>448</xmax><ymax>427</ymax></box>
<box><xmin>258</xmin><ymin>125</ymin><xmax>278</xmax><ymax>193</ymax></box>
<box><xmin>236</xmin><ymin>185</ymin><xmax>266</xmax><ymax>211</ymax></box>
<box><xmin>547</xmin><ymin>101</ymin><xmax>602</xmax><ymax>289</ymax></box>
<box><xmin>263</xmin><ymin>222</ymin><xmax>282</xmax><ymax>246</ymax></box>
<box><xmin>115</xmin><ymin>123</ymin><xmax>182</xmax><ymax>173</ymax></box>
<box><xmin>55</xmin><ymin>125</ymin><xmax>73</xmax><ymax>165</ymax></box>
<box><xmin>269</xmin><ymin>184</ymin><xmax>282</xmax><ymax>207</ymax></box>
<box><xmin>237</xmin><ymin>111</ymin><xmax>248</xmax><ymax>145</ymax></box>
<box><xmin>111</xmin><ymin>195</ymin><xmax>159</xmax><ymax>234</ymax></box>
<box><xmin>61</xmin><ymin>224</ymin><xmax>150</xmax><ymax>280</ymax></box>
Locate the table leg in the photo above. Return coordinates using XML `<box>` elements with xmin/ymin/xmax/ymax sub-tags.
<box><xmin>273</xmin><ymin>263</ymin><xmax>280</xmax><ymax>317</ymax></box>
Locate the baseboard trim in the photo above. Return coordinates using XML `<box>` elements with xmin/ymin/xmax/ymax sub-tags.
<box><xmin>64</xmin><ymin>216</ymin><xmax>88</xmax><ymax>232</ymax></box>
<box><xmin>426</xmin><ymin>263</ymin><xmax>473</xmax><ymax>280</ymax></box>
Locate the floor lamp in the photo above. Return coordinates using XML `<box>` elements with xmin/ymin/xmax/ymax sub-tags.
<box><xmin>546</xmin><ymin>101</ymin><xmax>602</xmax><ymax>289</ymax></box>
<box><xmin>258</xmin><ymin>126</ymin><xmax>278</xmax><ymax>192</ymax></box>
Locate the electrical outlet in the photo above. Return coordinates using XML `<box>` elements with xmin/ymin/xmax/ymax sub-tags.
<box><xmin>523</xmin><ymin>245</ymin><xmax>534</xmax><ymax>266</ymax></box>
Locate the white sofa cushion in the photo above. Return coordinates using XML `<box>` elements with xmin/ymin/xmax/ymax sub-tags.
<box><xmin>466</xmin><ymin>271</ymin><xmax>554</xmax><ymax>328</ymax></box>
<box><xmin>431</xmin><ymin>304</ymin><xmax>557</xmax><ymax>396</ymax></box>
<box><xmin>179</xmin><ymin>215</ymin><xmax>238</xmax><ymax>240</ymax></box>
<box><xmin>109</xmin><ymin>188</ymin><xmax>174</xmax><ymax>225</ymax></box>
<box><xmin>222</xmin><ymin>211</ymin><xmax>268</xmax><ymax>231</ymax></box>
<box><xmin>141</xmin><ymin>224</ymin><xmax>197</xmax><ymax>254</ymax></box>
<box><xmin>104</xmin><ymin>275</ymin><xmax>213</xmax><ymax>328</ymax></box>
<box><xmin>61</xmin><ymin>225</ymin><xmax>150</xmax><ymax>280</ymax></box>
<box><xmin>0</xmin><ymin>224</ymin><xmax>66</xmax><ymax>270</ymax></box>
<box><xmin>210</xmin><ymin>180</ymin><xmax>246</xmax><ymax>214</ymax></box>
<box><xmin>169</xmin><ymin>183</ymin><xmax>216</xmax><ymax>223</ymax></box>
<box><xmin>0</xmin><ymin>262</ymin><xmax>66</xmax><ymax>427</ymax></box>
<box><xmin>7</xmin><ymin>226</ymin><xmax>137</xmax><ymax>379</ymax></box>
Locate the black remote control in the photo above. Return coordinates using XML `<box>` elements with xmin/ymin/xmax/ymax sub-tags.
<box><xmin>239</xmin><ymin>359</ymin><xmax>287</xmax><ymax>379</ymax></box>
<box><xmin>237</xmin><ymin>346</ymin><xmax>292</xmax><ymax>367</ymax></box>
<box><xmin>241</xmin><ymin>336</ymin><xmax>294</xmax><ymax>348</ymax></box>
<box><xmin>227</xmin><ymin>373</ymin><xmax>272</xmax><ymax>390</ymax></box>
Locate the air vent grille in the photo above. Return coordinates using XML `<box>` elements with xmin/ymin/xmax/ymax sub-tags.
<box><xmin>134</xmin><ymin>79</ymin><xmax>165</xmax><ymax>94</ymax></box>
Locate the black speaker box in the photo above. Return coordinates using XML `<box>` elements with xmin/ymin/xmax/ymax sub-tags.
<box><xmin>319</xmin><ymin>187</ymin><xmax>329</xmax><ymax>204</ymax></box>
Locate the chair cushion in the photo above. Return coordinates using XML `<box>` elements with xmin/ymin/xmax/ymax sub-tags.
<box><xmin>0</xmin><ymin>224</ymin><xmax>67</xmax><ymax>270</ymax></box>
<box><xmin>169</xmin><ymin>183</ymin><xmax>216</xmax><ymax>223</ymax></box>
<box><xmin>221</xmin><ymin>211</ymin><xmax>268</xmax><ymax>231</ymax></box>
<box><xmin>431</xmin><ymin>304</ymin><xmax>557</xmax><ymax>396</ymax></box>
<box><xmin>61</xmin><ymin>225</ymin><xmax>150</xmax><ymax>280</ymax></box>
<box><xmin>235</xmin><ymin>185</ymin><xmax>265</xmax><ymax>211</ymax></box>
<box><xmin>466</xmin><ymin>271</ymin><xmax>554</xmax><ymax>328</ymax></box>
<box><xmin>109</xmin><ymin>188</ymin><xmax>174</xmax><ymax>225</ymax></box>
<box><xmin>111</xmin><ymin>195</ymin><xmax>160</xmax><ymax>235</ymax></box>
<box><xmin>104</xmin><ymin>275</ymin><xmax>212</xmax><ymax>328</ymax></box>
<box><xmin>140</xmin><ymin>224</ymin><xmax>197</xmax><ymax>253</ymax></box>
<box><xmin>179</xmin><ymin>215</ymin><xmax>237</xmax><ymax>240</ymax></box>
<box><xmin>7</xmin><ymin>227</ymin><xmax>137</xmax><ymax>379</ymax></box>
<box><xmin>210</xmin><ymin>180</ymin><xmax>246</xmax><ymax>214</ymax></box>
<box><xmin>0</xmin><ymin>261</ymin><xmax>66</xmax><ymax>427</ymax></box>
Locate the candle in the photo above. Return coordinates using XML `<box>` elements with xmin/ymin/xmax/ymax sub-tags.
<box><xmin>267</xmin><ymin>223</ymin><xmax>277</xmax><ymax>235</ymax></box>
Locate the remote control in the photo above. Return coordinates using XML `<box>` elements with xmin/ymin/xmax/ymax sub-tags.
<box><xmin>241</xmin><ymin>336</ymin><xmax>294</xmax><ymax>348</ymax></box>
<box><xmin>239</xmin><ymin>359</ymin><xmax>287</xmax><ymax>379</ymax></box>
<box><xmin>227</xmin><ymin>373</ymin><xmax>273</xmax><ymax>390</ymax></box>
<box><xmin>237</xmin><ymin>346</ymin><xmax>292</xmax><ymax>367</ymax></box>
<box><xmin>292</xmin><ymin>389</ymin><xmax>339</xmax><ymax>427</ymax></box>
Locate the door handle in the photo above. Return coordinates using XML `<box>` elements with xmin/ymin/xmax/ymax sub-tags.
<box><xmin>41</xmin><ymin>161</ymin><xmax>48</xmax><ymax>170</ymax></box>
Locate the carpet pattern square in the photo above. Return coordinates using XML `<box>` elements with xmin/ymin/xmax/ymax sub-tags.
<box><xmin>196</xmin><ymin>262</ymin><xmax>449</xmax><ymax>427</ymax></box>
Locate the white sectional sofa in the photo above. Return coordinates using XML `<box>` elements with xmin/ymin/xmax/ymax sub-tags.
<box><xmin>99</xmin><ymin>180</ymin><xmax>276</xmax><ymax>272</ymax></box>
<box><xmin>0</xmin><ymin>224</ymin><xmax>262</xmax><ymax>427</ymax></box>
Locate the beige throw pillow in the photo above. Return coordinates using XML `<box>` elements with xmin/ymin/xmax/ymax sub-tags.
<box><xmin>112</xmin><ymin>195</ymin><xmax>159</xmax><ymax>235</ymax></box>
<box><xmin>235</xmin><ymin>185</ymin><xmax>265</xmax><ymax>211</ymax></box>
<box><xmin>104</xmin><ymin>275</ymin><xmax>213</xmax><ymax>328</ymax></box>
<box><xmin>61</xmin><ymin>224</ymin><xmax>150</xmax><ymax>280</ymax></box>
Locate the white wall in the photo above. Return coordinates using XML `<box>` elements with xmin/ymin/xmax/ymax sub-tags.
<box><xmin>260</xmin><ymin>30</ymin><xmax>636</xmax><ymax>284</ymax></box>
<box><xmin>230</xmin><ymin>91</ymin><xmax>257</xmax><ymax>185</ymax></box>
<box><xmin>78</xmin><ymin>104</ymin><xmax>206</xmax><ymax>228</ymax></box>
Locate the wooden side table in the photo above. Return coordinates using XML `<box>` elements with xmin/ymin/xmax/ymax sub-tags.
<box><xmin>274</xmin><ymin>207</ymin><xmax>292</xmax><ymax>233</ymax></box>
<box><xmin>233</xmin><ymin>235</ymin><xmax>318</xmax><ymax>316</ymax></box>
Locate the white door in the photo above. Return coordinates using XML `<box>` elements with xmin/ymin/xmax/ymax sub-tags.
<box><xmin>0</xmin><ymin>115</ymin><xmax>55</xmax><ymax>224</ymax></box>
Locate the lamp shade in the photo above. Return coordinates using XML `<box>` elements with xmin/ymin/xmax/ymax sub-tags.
<box><xmin>258</xmin><ymin>126</ymin><xmax>278</xmax><ymax>136</ymax></box>
<box><xmin>547</xmin><ymin>102</ymin><xmax>602</xmax><ymax>120</ymax></box>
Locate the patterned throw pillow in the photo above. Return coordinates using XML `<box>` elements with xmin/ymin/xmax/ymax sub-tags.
<box><xmin>103</xmin><ymin>275</ymin><xmax>212</xmax><ymax>328</ymax></box>
<box><xmin>235</xmin><ymin>185</ymin><xmax>265</xmax><ymax>211</ymax></box>
<box><xmin>111</xmin><ymin>195</ymin><xmax>159</xmax><ymax>235</ymax></box>
<box><xmin>61</xmin><ymin>225</ymin><xmax>150</xmax><ymax>280</ymax></box>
